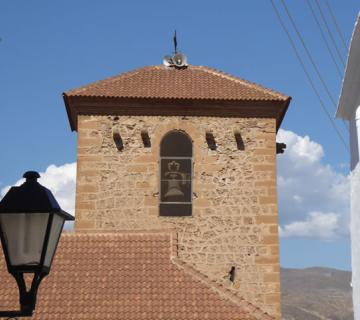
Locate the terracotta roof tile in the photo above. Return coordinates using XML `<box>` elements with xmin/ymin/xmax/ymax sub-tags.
<box><xmin>65</xmin><ymin>65</ymin><xmax>288</xmax><ymax>101</ymax></box>
<box><xmin>0</xmin><ymin>232</ymin><xmax>273</xmax><ymax>319</ymax></box>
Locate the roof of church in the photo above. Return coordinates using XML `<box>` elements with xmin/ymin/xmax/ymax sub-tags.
<box><xmin>0</xmin><ymin>232</ymin><xmax>273</xmax><ymax>320</ymax></box>
<box><xmin>64</xmin><ymin>65</ymin><xmax>288</xmax><ymax>102</ymax></box>
<box><xmin>63</xmin><ymin>65</ymin><xmax>291</xmax><ymax>131</ymax></box>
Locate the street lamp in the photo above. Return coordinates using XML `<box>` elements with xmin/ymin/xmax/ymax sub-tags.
<box><xmin>0</xmin><ymin>171</ymin><xmax>74</xmax><ymax>318</ymax></box>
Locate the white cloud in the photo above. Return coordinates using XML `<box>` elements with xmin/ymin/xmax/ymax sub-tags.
<box><xmin>277</xmin><ymin>129</ymin><xmax>350</xmax><ymax>240</ymax></box>
<box><xmin>279</xmin><ymin>211</ymin><xmax>340</xmax><ymax>240</ymax></box>
<box><xmin>292</xmin><ymin>195</ymin><xmax>303</xmax><ymax>203</ymax></box>
<box><xmin>1</xmin><ymin>163</ymin><xmax>76</xmax><ymax>230</ymax></box>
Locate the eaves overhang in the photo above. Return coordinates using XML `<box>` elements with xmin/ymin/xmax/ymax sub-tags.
<box><xmin>63</xmin><ymin>94</ymin><xmax>291</xmax><ymax>133</ymax></box>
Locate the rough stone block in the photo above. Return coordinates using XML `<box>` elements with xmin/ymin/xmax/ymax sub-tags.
<box><xmin>265</xmin><ymin>293</ymin><xmax>281</xmax><ymax>304</ymax></box>
<box><xmin>262</xmin><ymin>235</ymin><xmax>279</xmax><ymax>245</ymax></box>
<box><xmin>77</xmin><ymin>184</ymin><xmax>98</xmax><ymax>193</ymax></box>
<box><xmin>127</xmin><ymin>165</ymin><xmax>148</xmax><ymax>173</ymax></box>
<box><xmin>76</xmin><ymin>201</ymin><xmax>96</xmax><ymax>210</ymax></box>
<box><xmin>144</xmin><ymin>196</ymin><xmax>157</xmax><ymax>206</ymax></box>
<box><xmin>75</xmin><ymin>220</ymin><xmax>96</xmax><ymax>229</ymax></box>
<box><xmin>256</xmin><ymin>215</ymin><xmax>278</xmax><ymax>224</ymax></box>
<box><xmin>259</xmin><ymin>196</ymin><xmax>277</xmax><ymax>205</ymax></box>
<box><xmin>264</xmin><ymin>272</ymin><xmax>280</xmax><ymax>283</ymax></box>
<box><xmin>255</xmin><ymin>256</ymin><xmax>279</xmax><ymax>264</ymax></box>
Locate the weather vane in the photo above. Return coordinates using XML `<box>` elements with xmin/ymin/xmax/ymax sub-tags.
<box><xmin>173</xmin><ymin>30</ymin><xmax>178</xmax><ymax>54</ymax></box>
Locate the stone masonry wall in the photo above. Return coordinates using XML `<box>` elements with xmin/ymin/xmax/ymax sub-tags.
<box><xmin>75</xmin><ymin>114</ymin><xmax>280</xmax><ymax>319</ymax></box>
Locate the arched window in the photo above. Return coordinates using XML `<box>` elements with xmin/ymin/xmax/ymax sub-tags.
<box><xmin>160</xmin><ymin>131</ymin><xmax>192</xmax><ymax>216</ymax></box>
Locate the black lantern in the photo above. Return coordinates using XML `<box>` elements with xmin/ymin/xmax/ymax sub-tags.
<box><xmin>0</xmin><ymin>171</ymin><xmax>74</xmax><ymax>318</ymax></box>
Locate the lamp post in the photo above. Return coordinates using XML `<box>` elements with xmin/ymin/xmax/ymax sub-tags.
<box><xmin>0</xmin><ymin>171</ymin><xmax>74</xmax><ymax>318</ymax></box>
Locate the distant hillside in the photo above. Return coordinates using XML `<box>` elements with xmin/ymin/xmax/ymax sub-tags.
<box><xmin>281</xmin><ymin>267</ymin><xmax>353</xmax><ymax>320</ymax></box>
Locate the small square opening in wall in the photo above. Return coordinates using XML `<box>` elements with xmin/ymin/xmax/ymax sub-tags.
<box><xmin>205</xmin><ymin>132</ymin><xmax>217</xmax><ymax>150</ymax></box>
<box><xmin>141</xmin><ymin>130</ymin><xmax>151</xmax><ymax>148</ymax></box>
<box><xmin>113</xmin><ymin>128</ymin><xmax>124</xmax><ymax>151</ymax></box>
<box><xmin>234</xmin><ymin>131</ymin><xmax>245</xmax><ymax>150</ymax></box>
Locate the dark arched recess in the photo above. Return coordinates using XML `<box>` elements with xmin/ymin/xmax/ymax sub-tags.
<box><xmin>159</xmin><ymin>131</ymin><xmax>192</xmax><ymax>216</ymax></box>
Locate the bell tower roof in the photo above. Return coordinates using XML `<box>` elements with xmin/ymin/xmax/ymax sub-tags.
<box><xmin>63</xmin><ymin>65</ymin><xmax>291</xmax><ymax>131</ymax></box>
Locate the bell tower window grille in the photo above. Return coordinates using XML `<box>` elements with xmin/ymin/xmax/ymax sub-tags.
<box><xmin>160</xmin><ymin>131</ymin><xmax>192</xmax><ymax>216</ymax></box>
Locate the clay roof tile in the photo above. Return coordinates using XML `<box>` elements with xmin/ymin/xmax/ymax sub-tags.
<box><xmin>63</xmin><ymin>65</ymin><xmax>291</xmax><ymax>131</ymax></box>
<box><xmin>0</xmin><ymin>232</ymin><xmax>273</xmax><ymax>320</ymax></box>
<box><xmin>65</xmin><ymin>65</ymin><xmax>288</xmax><ymax>101</ymax></box>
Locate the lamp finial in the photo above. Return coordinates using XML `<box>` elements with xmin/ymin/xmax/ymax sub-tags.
<box><xmin>23</xmin><ymin>171</ymin><xmax>40</xmax><ymax>181</ymax></box>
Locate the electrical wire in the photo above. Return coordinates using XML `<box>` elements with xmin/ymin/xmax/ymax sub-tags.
<box><xmin>279</xmin><ymin>0</ymin><xmax>348</xmax><ymax>131</ymax></box>
<box><xmin>305</xmin><ymin>0</ymin><xmax>343</xmax><ymax>79</ymax></box>
<box><xmin>324</xmin><ymin>0</ymin><xmax>348</xmax><ymax>50</ymax></box>
<box><xmin>270</xmin><ymin>0</ymin><xmax>349</xmax><ymax>151</ymax></box>
<box><xmin>280</xmin><ymin>0</ymin><xmax>338</xmax><ymax>110</ymax></box>
<box><xmin>314</xmin><ymin>0</ymin><xmax>346</xmax><ymax>67</ymax></box>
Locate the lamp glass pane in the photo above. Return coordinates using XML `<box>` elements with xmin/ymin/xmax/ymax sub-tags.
<box><xmin>0</xmin><ymin>213</ymin><xmax>49</xmax><ymax>266</ymax></box>
<box><xmin>44</xmin><ymin>213</ymin><xmax>65</xmax><ymax>268</ymax></box>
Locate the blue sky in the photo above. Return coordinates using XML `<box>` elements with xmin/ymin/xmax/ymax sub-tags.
<box><xmin>1</xmin><ymin>0</ymin><xmax>359</xmax><ymax>270</ymax></box>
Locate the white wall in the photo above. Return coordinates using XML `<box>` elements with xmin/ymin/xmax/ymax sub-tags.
<box><xmin>351</xmin><ymin>164</ymin><xmax>360</xmax><ymax>320</ymax></box>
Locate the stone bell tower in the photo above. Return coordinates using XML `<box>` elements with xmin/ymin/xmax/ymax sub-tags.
<box><xmin>63</xmin><ymin>56</ymin><xmax>291</xmax><ymax>319</ymax></box>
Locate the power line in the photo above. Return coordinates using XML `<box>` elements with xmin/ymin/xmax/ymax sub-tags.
<box><xmin>314</xmin><ymin>0</ymin><xmax>346</xmax><ymax>67</ymax></box>
<box><xmin>305</xmin><ymin>0</ymin><xmax>343</xmax><ymax>79</ymax></box>
<box><xmin>324</xmin><ymin>0</ymin><xmax>348</xmax><ymax>51</ymax></box>
<box><xmin>279</xmin><ymin>0</ymin><xmax>348</xmax><ymax>131</ymax></box>
<box><xmin>269</xmin><ymin>0</ymin><xmax>349</xmax><ymax>151</ymax></box>
<box><xmin>280</xmin><ymin>0</ymin><xmax>341</xmax><ymax>111</ymax></box>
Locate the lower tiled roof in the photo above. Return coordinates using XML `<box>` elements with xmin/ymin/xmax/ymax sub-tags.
<box><xmin>0</xmin><ymin>232</ymin><xmax>272</xmax><ymax>319</ymax></box>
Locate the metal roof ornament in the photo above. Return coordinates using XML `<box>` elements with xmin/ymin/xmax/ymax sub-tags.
<box><xmin>162</xmin><ymin>30</ymin><xmax>188</xmax><ymax>69</ymax></box>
